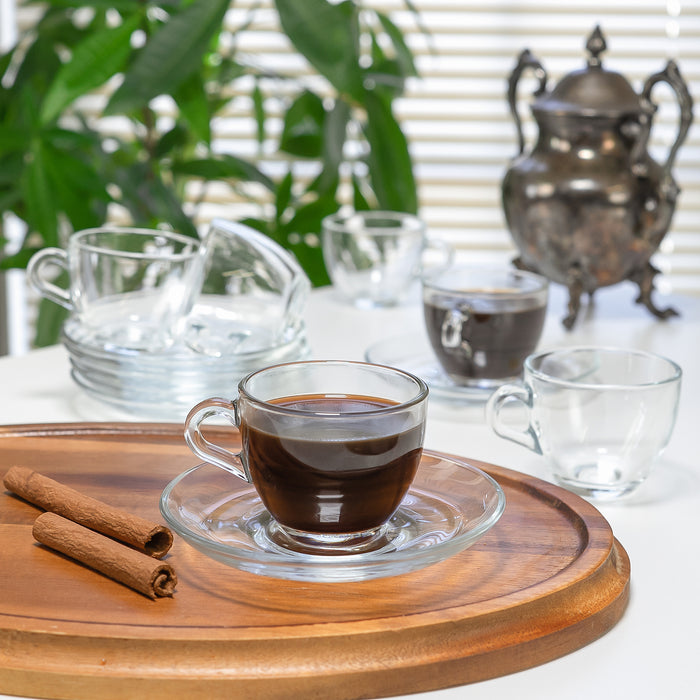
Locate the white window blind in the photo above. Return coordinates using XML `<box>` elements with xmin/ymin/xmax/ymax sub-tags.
<box><xmin>12</xmin><ymin>0</ymin><xmax>700</xmax><ymax>297</ymax></box>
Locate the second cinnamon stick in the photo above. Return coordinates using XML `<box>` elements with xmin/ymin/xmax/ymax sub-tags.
<box><xmin>4</xmin><ymin>466</ymin><xmax>173</xmax><ymax>558</ymax></box>
<box><xmin>33</xmin><ymin>512</ymin><xmax>177</xmax><ymax>599</ymax></box>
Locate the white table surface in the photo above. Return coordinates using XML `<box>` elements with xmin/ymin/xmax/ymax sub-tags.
<box><xmin>1</xmin><ymin>282</ymin><xmax>699</xmax><ymax>700</ymax></box>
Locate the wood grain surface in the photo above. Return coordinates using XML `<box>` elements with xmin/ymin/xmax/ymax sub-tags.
<box><xmin>0</xmin><ymin>423</ymin><xmax>630</xmax><ymax>700</ymax></box>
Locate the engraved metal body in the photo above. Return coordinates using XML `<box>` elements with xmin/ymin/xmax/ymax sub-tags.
<box><xmin>502</xmin><ymin>26</ymin><xmax>694</xmax><ymax>328</ymax></box>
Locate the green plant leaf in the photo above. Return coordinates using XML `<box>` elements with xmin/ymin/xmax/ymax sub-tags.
<box><xmin>376</xmin><ymin>11</ymin><xmax>418</xmax><ymax>79</ymax></box>
<box><xmin>35</xmin><ymin>296</ymin><xmax>70</xmax><ymax>348</ymax></box>
<box><xmin>174</xmin><ymin>155</ymin><xmax>275</xmax><ymax>191</ymax></box>
<box><xmin>280</xmin><ymin>90</ymin><xmax>325</xmax><ymax>157</ymax></box>
<box><xmin>362</xmin><ymin>90</ymin><xmax>417</xmax><ymax>213</ymax></box>
<box><xmin>0</xmin><ymin>50</ymin><xmax>13</xmax><ymax>88</ymax></box>
<box><xmin>275</xmin><ymin>171</ymin><xmax>294</xmax><ymax>222</ymax></box>
<box><xmin>105</xmin><ymin>0</ymin><xmax>230</xmax><ymax>115</ymax></box>
<box><xmin>21</xmin><ymin>140</ymin><xmax>60</xmax><ymax>247</ymax></box>
<box><xmin>0</xmin><ymin>189</ymin><xmax>21</xmax><ymax>216</ymax></box>
<box><xmin>40</xmin><ymin>13</ymin><xmax>142</xmax><ymax>124</ymax></box>
<box><xmin>109</xmin><ymin>160</ymin><xmax>198</xmax><ymax>237</ymax></box>
<box><xmin>46</xmin><ymin>2</ymin><xmax>149</xmax><ymax>9</ymax></box>
<box><xmin>42</xmin><ymin>144</ymin><xmax>110</xmax><ymax>230</ymax></box>
<box><xmin>252</xmin><ymin>81</ymin><xmax>266</xmax><ymax>146</ymax></box>
<box><xmin>173</xmin><ymin>72</ymin><xmax>211</xmax><ymax>144</ymax></box>
<box><xmin>351</xmin><ymin>173</ymin><xmax>373</xmax><ymax>211</ymax></box>
<box><xmin>274</xmin><ymin>0</ymin><xmax>363</xmax><ymax>98</ymax></box>
<box><xmin>155</xmin><ymin>124</ymin><xmax>190</xmax><ymax>158</ymax></box>
<box><xmin>281</xmin><ymin>189</ymin><xmax>339</xmax><ymax>284</ymax></box>
<box><xmin>307</xmin><ymin>97</ymin><xmax>349</xmax><ymax>195</ymax></box>
<box><xmin>0</xmin><ymin>127</ymin><xmax>30</xmax><ymax>155</ymax></box>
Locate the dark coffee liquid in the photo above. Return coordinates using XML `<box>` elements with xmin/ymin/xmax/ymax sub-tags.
<box><xmin>241</xmin><ymin>394</ymin><xmax>423</xmax><ymax>534</ymax></box>
<box><xmin>424</xmin><ymin>299</ymin><xmax>546</xmax><ymax>382</ymax></box>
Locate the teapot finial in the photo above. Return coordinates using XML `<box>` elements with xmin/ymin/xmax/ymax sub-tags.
<box><xmin>586</xmin><ymin>25</ymin><xmax>607</xmax><ymax>67</ymax></box>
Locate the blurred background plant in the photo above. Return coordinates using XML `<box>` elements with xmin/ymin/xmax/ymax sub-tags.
<box><xmin>0</xmin><ymin>0</ymin><xmax>420</xmax><ymax>345</ymax></box>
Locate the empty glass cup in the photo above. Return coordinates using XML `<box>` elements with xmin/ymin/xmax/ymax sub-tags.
<box><xmin>183</xmin><ymin>219</ymin><xmax>311</xmax><ymax>357</ymax></box>
<box><xmin>486</xmin><ymin>346</ymin><xmax>682</xmax><ymax>499</ymax></box>
<box><xmin>322</xmin><ymin>210</ymin><xmax>453</xmax><ymax>308</ymax></box>
<box><xmin>27</xmin><ymin>227</ymin><xmax>201</xmax><ymax>352</ymax></box>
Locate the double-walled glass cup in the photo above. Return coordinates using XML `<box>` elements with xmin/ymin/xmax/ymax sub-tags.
<box><xmin>184</xmin><ymin>360</ymin><xmax>429</xmax><ymax>554</ymax></box>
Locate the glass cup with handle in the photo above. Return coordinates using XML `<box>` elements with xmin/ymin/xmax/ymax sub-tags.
<box><xmin>184</xmin><ymin>360</ymin><xmax>429</xmax><ymax>554</ymax></box>
<box><xmin>422</xmin><ymin>264</ymin><xmax>549</xmax><ymax>388</ymax></box>
<box><xmin>486</xmin><ymin>346</ymin><xmax>682</xmax><ymax>499</ymax></box>
<box><xmin>322</xmin><ymin>210</ymin><xmax>453</xmax><ymax>308</ymax></box>
<box><xmin>27</xmin><ymin>226</ymin><xmax>201</xmax><ymax>352</ymax></box>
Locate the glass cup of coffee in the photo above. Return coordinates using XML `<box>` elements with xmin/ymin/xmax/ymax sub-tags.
<box><xmin>184</xmin><ymin>360</ymin><xmax>429</xmax><ymax>554</ymax></box>
<box><xmin>422</xmin><ymin>264</ymin><xmax>548</xmax><ymax>387</ymax></box>
<box><xmin>486</xmin><ymin>347</ymin><xmax>682</xmax><ymax>500</ymax></box>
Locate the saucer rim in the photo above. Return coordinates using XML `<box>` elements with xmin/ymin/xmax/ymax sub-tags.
<box><xmin>62</xmin><ymin>318</ymin><xmax>309</xmax><ymax>365</ymax></box>
<box><xmin>364</xmin><ymin>333</ymin><xmax>503</xmax><ymax>402</ymax></box>
<box><xmin>159</xmin><ymin>449</ymin><xmax>507</xmax><ymax>580</ymax></box>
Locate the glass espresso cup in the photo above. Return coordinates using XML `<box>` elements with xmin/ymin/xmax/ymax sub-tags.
<box><xmin>184</xmin><ymin>360</ymin><xmax>429</xmax><ymax>554</ymax></box>
<box><xmin>422</xmin><ymin>264</ymin><xmax>548</xmax><ymax>387</ymax></box>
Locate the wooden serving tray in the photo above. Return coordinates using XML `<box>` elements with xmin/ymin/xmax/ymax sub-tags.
<box><xmin>0</xmin><ymin>423</ymin><xmax>630</xmax><ymax>700</ymax></box>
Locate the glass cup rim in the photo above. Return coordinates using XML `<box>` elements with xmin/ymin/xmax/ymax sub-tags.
<box><xmin>525</xmin><ymin>345</ymin><xmax>683</xmax><ymax>390</ymax></box>
<box><xmin>422</xmin><ymin>264</ymin><xmax>548</xmax><ymax>298</ymax></box>
<box><xmin>321</xmin><ymin>210</ymin><xmax>426</xmax><ymax>236</ymax></box>
<box><xmin>70</xmin><ymin>227</ymin><xmax>200</xmax><ymax>260</ymax></box>
<box><xmin>238</xmin><ymin>359</ymin><xmax>430</xmax><ymax>416</ymax></box>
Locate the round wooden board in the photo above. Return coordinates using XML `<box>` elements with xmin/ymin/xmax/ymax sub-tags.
<box><xmin>0</xmin><ymin>423</ymin><xmax>630</xmax><ymax>700</ymax></box>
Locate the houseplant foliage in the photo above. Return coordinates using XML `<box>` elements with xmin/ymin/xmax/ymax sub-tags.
<box><xmin>0</xmin><ymin>0</ymin><xmax>419</xmax><ymax>345</ymax></box>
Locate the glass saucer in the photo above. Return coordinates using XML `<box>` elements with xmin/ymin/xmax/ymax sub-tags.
<box><xmin>160</xmin><ymin>450</ymin><xmax>505</xmax><ymax>582</ymax></box>
<box><xmin>62</xmin><ymin>317</ymin><xmax>309</xmax><ymax>419</ymax></box>
<box><xmin>365</xmin><ymin>333</ymin><xmax>505</xmax><ymax>403</ymax></box>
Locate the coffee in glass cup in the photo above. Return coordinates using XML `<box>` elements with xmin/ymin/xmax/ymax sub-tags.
<box><xmin>422</xmin><ymin>265</ymin><xmax>548</xmax><ymax>387</ymax></box>
<box><xmin>184</xmin><ymin>360</ymin><xmax>428</xmax><ymax>554</ymax></box>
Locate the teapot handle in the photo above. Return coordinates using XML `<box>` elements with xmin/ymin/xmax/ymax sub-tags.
<box><xmin>632</xmin><ymin>60</ymin><xmax>694</xmax><ymax>181</ymax></box>
<box><xmin>506</xmin><ymin>49</ymin><xmax>548</xmax><ymax>157</ymax></box>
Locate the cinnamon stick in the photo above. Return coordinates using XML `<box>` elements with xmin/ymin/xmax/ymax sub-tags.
<box><xmin>3</xmin><ymin>466</ymin><xmax>172</xmax><ymax>558</ymax></box>
<box><xmin>33</xmin><ymin>512</ymin><xmax>177</xmax><ymax>599</ymax></box>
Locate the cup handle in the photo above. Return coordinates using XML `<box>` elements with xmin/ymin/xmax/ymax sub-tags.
<box><xmin>440</xmin><ymin>306</ymin><xmax>472</xmax><ymax>358</ymax></box>
<box><xmin>26</xmin><ymin>247</ymin><xmax>73</xmax><ymax>310</ymax></box>
<box><xmin>485</xmin><ymin>384</ymin><xmax>543</xmax><ymax>454</ymax></box>
<box><xmin>183</xmin><ymin>397</ymin><xmax>251</xmax><ymax>482</ymax></box>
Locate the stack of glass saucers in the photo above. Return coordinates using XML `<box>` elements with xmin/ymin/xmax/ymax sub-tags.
<box><xmin>47</xmin><ymin>219</ymin><xmax>314</xmax><ymax>421</ymax></box>
<box><xmin>62</xmin><ymin>318</ymin><xmax>310</xmax><ymax>420</ymax></box>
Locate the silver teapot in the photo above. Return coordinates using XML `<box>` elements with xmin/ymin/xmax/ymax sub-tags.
<box><xmin>502</xmin><ymin>26</ymin><xmax>694</xmax><ymax>328</ymax></box>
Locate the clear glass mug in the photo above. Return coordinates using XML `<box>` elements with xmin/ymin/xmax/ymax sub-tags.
<box><xmin>27</xmin><ymin>227</ymin><xmax>201</xmax><ymax>351</ymax></box>
<box><xmin>322</xmin><ymin>210</ymin><xmax>453</xmax><ymax>308</ymax></box>
<box><xmin>486</xmin><ymin>347</ymin><xmax>682</xmax><ymax>499</ymax></box>
<box><xmin>184</xmin><ymin>360</ymin><xmax>429</xmax><ymax>554</ymax></box>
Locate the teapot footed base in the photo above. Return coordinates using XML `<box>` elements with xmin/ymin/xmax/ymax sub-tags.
<box><xmin>630</xmin><ymin>261</ymin><xmax>680</xmax><ymax>321</ymax></box>
<box><xmin>511</xmin><ymin>256</ymin><xmax>680</xmax><ymax>330</ymax></box>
